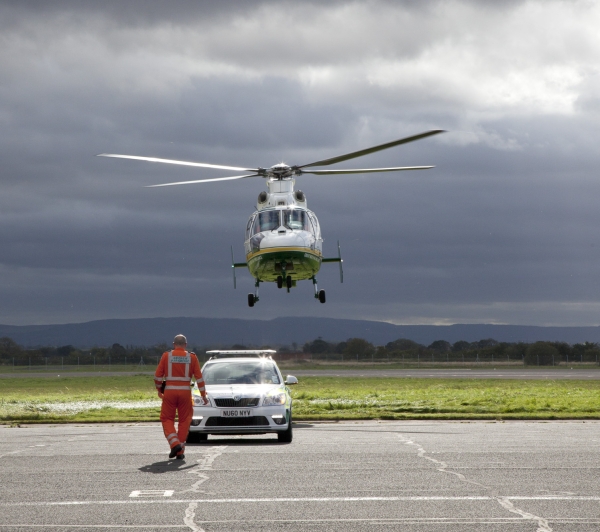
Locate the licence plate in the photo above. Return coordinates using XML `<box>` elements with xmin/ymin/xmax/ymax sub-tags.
<box><xmin>220</xmin><ymin>409</ymin><xmax>253</xmax><ymax>417</ymax></box>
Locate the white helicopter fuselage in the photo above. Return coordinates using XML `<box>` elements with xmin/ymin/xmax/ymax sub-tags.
<box><xmin>243</xmin><ymin>175</ymin><xmax>323</xmax><ymax>284</ymax></box>
<box><xmin>99</xmin><ymin>129</ymin><xmax>443</xmax><ymax>305</ymax></box>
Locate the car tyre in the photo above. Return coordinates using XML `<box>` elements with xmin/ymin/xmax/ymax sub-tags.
<box><xmin>187</xmin><ymin>432</ymin><xmax>208</xmax><ymax>444</ymax></box>
<box><xmin>277</xmin><ymin>411</ymin><xmax>293</xmax><ymax>443</ymax></box>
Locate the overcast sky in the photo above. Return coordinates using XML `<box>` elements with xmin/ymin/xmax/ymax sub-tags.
<box><xmin>1</xmin><ymin>0</ymin><xmax>600</xmax><ymax>327</ymax></box>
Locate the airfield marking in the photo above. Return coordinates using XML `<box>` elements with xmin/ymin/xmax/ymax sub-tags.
<box><xmin>2</xmin><ymin>423</ymin><xmax>599</xmax><ymax>530</ymax></box>
<box><xmin>497</xmin><ymin>497</ymin><xmax>551</xmax><ymax>531</ymax></box>
<box><xmin>398</xmin><ymin>434</ymin><xmax>488</xmax><ymax>489</ymax></box>
<box><xmin>3</xmin><ymin>495</ymin><xmax>600</xmax><ymax>507</ymax></box>
<box><xmin>0</xmin><ymin>431</ymin><xmax>89</xmax><ymax>459</ymax></box>
<box><xmin>398</xmin><ymin>433</ymin><xmax>552</xmax><ymax>532</ymax></box>
<box><xmin>129</xmin><ymin>490</ymin><xmax>174</xmax><ymax>498</ymax></box>
<box><xmin>0</xmin><ymin>449</ymin><xmax>25</xmax><ymax>459</ymax></box>
<box><xmin>179</xmin><ymin>445</ymin><xmax>227</xmax><ymax>532</ymax></box>
<box><xmin>184</xmin><ymin>502</ymin><xmax>202</xmax><ymax>532</ymax></box>
<box><xmin>2</xmin><ymin>518</ymin><xmax>600</xmax><ymax>529</ymax></box>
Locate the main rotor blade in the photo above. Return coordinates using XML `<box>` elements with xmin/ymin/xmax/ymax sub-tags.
<box><xmin>301</xmin><ymin>166</ymin><xmax>435</xmax><ymax>175</ymax></box>
<box><xmin>145</xmin><ymin>174</ymin><xmax>260</xmax><ymax>187</ymax></box>
<box><xmin>97</xmin><ymin>153</ymin><xmax>258</xmax><ymax>173</ymax></box>
<box><xmin>297</xmin><ymin>129</ymin><xmax>445</xmax><ymax>169</ymax></box>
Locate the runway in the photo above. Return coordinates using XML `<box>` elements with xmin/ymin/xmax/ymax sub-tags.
<box><xmin>1</xmin><ymin>421</ymin><xmax>599</xmax><ymax>530</ymax></box>
<box><xmin>2</xmin><ymin>368</ymin><xmax>600</xmax><ymax>379</ymax></box>
<box><xmin>290</xmin><ymin>368</ymin><xmax>600</xmax><ymax>379</ymax></box>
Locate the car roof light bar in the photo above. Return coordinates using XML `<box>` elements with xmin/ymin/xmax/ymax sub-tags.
<box><xmin>205</xmin><ymin>349</ymin><xmax>277</xmax><ymax>359</ymax></box>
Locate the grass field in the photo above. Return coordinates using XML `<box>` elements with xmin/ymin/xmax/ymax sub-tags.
<box><xmin>2</xmin><ymin>360</ymin><xmax>600</xmax><ymax>374</ymax></box>
<box><xmin>1</xmin><ymin>374</ymin><xmax>599</xmax><ymax>423</ymax></box>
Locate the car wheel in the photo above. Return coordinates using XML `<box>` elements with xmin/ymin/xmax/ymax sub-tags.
<box><xmin>187</xmin><ymin>432</ymin><xmax>208</xmax><ymax>444</ymax></box>
<box><xmin>277</xmin><ymin>411</ymin><xmax>293</xmax><ymax>443</ymax></box>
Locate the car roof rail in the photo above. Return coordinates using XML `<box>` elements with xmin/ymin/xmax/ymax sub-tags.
<box><xmin>205</xmin><ymin>349</ymin><xmax>277</xmax><ymax>360</ymax></box>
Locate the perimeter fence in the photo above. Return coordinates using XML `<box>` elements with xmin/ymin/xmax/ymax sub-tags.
<box><xmin>2</xmin><ymin>338</ymin><xmax>600</xmax><ymax>370</ymax></box>
<box><xmin>0</xmin><ymin>351</ymin><xmax>220</xmax><ymax>370</ymax></box>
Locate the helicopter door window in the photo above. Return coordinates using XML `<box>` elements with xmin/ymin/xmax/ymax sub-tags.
<box><xmin>307</xmin><ymin>212</ymin><xmax>320</xmax><ymax>238</ymax></box>
<box><xmin>246</xmin><ymin>215</ymin><xmax>256</xmax><ymax>239</ymax></box>
<box><xmin>283</xmin><ymin>209</ymin><xmax>309</xmax><ymax>231</ymax></box>
<box><xmin>257</xmin><ymin>210</ymin><xmax>280</xmax><ymax>232</ymax></box>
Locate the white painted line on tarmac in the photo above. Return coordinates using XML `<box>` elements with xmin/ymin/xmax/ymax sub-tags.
<box><xmin>180</xmin><ymin>445</ymin><xmax>227</xmax><ymax>532</ymax></box>
<box><xmin>0</xmin><ymin>526</ymin><xmax>187</xmax><ymax>529</ymax></box>
<box><xmin>498</xmin><ymin>497</ymin><xmax>552</xmax><ymax>532</ymax></box>
<box><xmin>396</xmin><ymin>432</ymin><xmax>555</xmax><ymax>531</ymax></box>
<box><xmin>0</xmin><ymin>449</ymin><xmax>25</xmax><ymax>459</ymax></box>
<box><xmin>129</xmin><ymin>490</ymin><xmax>174</xmax><ymax>498</ymax></box>
<box><xmin>1</xmin><ymin>518</ymin><xmax>600</xmax><ymax>528</ymax></box>
<box><xmin>3</xmin><ymin>495</ymin><xmax>600</xmax><ymax>507</ymax></box>
<box><xmin>184</xmin><ymin>502</ymin><xmax>202</xmax><ymax>532</ymax></box>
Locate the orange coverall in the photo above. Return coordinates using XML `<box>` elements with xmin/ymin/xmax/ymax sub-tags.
<box><xmin>154</xmin><ymin>347</ymin><xmax>207</xmax><ymax>453</ymax></box>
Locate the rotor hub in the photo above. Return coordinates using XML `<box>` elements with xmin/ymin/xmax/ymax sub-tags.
<box><xmin>268</xmin><ymin>163</ymin><xmax>293</xmax><ymax>180</ymax></box>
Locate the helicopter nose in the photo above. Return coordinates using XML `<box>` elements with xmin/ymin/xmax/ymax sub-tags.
<box><xmin>260</xmin><ymin>231</ymin><xmax>305</xmax><ymax>249</ymax></box>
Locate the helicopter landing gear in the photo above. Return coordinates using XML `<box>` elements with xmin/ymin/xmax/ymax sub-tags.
<box><xmin>276</xmin><ymin>272</ymin><xmax>293</xmax><ymax>292</ymax></box>
<box><xmin>248</xmin><ymin>280</ymin><xmax>260</xmax><ymax>307</ymax></box>
<box><xmin>312</xmin><ymin>277</ymin><xmax>326</xmax><ymax>304</ymax></box>
<box><xmin>279</xmin><ymin>263</ymin><xmax>293</xmax><ymax>293</ymax></box>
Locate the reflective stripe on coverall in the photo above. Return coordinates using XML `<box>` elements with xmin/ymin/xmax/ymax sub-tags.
<box><xmin>154</xmin><ymin>348</ymin><xmax>206</xmax><ymax>453</ymax></box>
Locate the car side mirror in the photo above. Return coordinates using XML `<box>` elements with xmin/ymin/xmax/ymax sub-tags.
<box><xmin>285</xmin><ymin>375</ymin><xmax>298</xmax><ymax>385</ymax></box>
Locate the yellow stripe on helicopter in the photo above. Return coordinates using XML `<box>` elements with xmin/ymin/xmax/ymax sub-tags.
<box><xmin>246</xmin><ymin>247</ymin><xmax>322</xmax><ymax>261</ymax></box>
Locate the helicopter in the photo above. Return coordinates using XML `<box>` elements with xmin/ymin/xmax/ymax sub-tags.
<box><xmin>98</xmin><ymin>129</ymin><xmax>444</xmax><ymax>307</ymax></box>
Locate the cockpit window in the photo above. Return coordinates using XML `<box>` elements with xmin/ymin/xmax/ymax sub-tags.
<box><xmin>283</xmin><ymin>209</ymin><xmax>310</xmax><ymax>231</ymax></box>
<box><xmin>251</xmin><ymin>209</ymin><xmax>316</xmax><ymax>234</ymax></box>
<box><xmin>254</xmin><ymin>211</ymin><xmax>280</xmax><ymax>233</ymax></box>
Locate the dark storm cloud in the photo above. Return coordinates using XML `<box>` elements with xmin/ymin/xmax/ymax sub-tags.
<box><xmin>0</xmin><ymin>0</ymin><xmax>598</xmax><ymax>326</ymax></box>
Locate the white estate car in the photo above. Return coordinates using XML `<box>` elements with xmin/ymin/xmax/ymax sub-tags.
<box><xmin>187</xmin><ymin>350</ymin><xmax>298</xmax><ymax>443</ymax></box>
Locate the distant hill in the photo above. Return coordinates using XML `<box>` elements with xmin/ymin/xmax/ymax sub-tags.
<box><xmin>1</xmin><ymin>317</ymin><xmax>600</xmax><ymax>348</ymax></box>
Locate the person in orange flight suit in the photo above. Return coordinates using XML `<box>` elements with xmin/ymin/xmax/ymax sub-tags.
<box><xmin>154</xmin><ymin>334</ymin><xmax>208</xmax><ymax>460</ymax></box>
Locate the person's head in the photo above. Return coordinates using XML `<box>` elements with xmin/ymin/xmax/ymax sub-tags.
<box><xmin>173</xmin><ymin>334</ymin><xmax>187</xmax><ymax>347</ymax></box>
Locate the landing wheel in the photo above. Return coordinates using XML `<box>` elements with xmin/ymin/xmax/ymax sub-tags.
<box><xmin>286</xmin><ymin>276</ymin><xmax>292</xmax><ymax>289</ymax></box>
<box><xmin>318</xmin><ymin>290</ymin><xmax>326</xmax><ymax>304</ymax></box>
<box><xmin>277</xmin><ymin>276</ymin><xmax>283</xmax><ymax>289</ymax></box>
<box><xmin>247</xmin><ymin>293</ymin><xmax>255</xmax><ymax>307</ymax></box>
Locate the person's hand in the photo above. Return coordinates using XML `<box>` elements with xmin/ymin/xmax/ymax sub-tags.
<box><xmin>158</xmin><ymin>391</ymin><xmax>164</xmax><ymax>399</ymax></box>
<box><xmin>202</xmin><ymin>395</ymin><xmax>209</xmax><ymax>405</ymax></box>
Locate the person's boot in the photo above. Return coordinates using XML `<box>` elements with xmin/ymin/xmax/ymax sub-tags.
<box><xmin>176</xmin><ymin>443</ymin><xmax>185</xmax><ymax>460</ymax></box>
<box><xmin>169</xmin><ymin>444</ymin><xmax>182</xmax><ymax>459</ymax></box>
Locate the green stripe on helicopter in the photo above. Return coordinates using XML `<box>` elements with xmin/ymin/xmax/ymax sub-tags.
<box><xmin>246</xmin><ymin>248</ymin><xmax>322</xmax><ymax>282</ymax></box>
